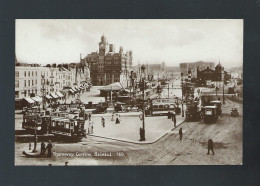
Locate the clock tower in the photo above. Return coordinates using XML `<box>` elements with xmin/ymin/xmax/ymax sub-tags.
<box><xmin>98</xmin><ymin>35</ymin><xmax>108</xmax><ymax>85</ymax></box>
<box><xmin>99</xmin><ymin>35</ymin><xmax>108</xmax><ymax>54</ymax></box>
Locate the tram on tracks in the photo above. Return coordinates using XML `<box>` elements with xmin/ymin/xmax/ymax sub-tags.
<box><xmin>145</xmin><ymin>98</ymin><xmax>176</xmax><ymax>116</ymax></box>
<box><xmin>22</xmin><ymin>107</ymin><xmax>86</xmax><ymax>141</ymax></box>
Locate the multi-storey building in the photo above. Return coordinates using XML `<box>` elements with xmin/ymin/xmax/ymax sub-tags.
<box><xmin>82</xmin><ymin>35</ymin><xmax>133</xmax><ymax>86</ymax></box>
<box><xmin>15</xmin><ymin>66</ymin><xmax>44</xmax><ymax>99</ymax></box>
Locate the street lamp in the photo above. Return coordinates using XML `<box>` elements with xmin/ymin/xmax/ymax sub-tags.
<box><xmin>32</xmin><ymin>118</ymin><xmax>38</xmax><ymax>153</ymax></box>
<box><xmin>140</xmin><ymin>65</ymin><xmax>146</xmax><ymax>141</ymax></box>
<box><xmin>181</xmin><ymin>73</ymin><xmax>184</xmax><ymax>117</ymax></box>
<box><xmin>41</xmin><ymin>75</ymin><xmax>45</xmax><ymax>110</ymax></box>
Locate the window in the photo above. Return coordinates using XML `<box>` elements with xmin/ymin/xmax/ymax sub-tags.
<box><xmin>15</xmin><ymin>80</ymin><xmax>19</xmax><ymax>88</ymax></box>
<box><xmin>36</xmin><ymin>71</ymin><xmax>37</xmax><ymax>76</ymax></box>
<box><xmin>28</xmin><ymin>80</ymin><xmax>30</xmax><ymax>86</ymax></box>
<box><xmin>35</xmin><ymin>79</ymin><xmax>37</xmax><ymax>85</ymax></box>
<box><xmin>24</xmin><ymin>80</ymin><xmax>26</xmax><ymax>87</ymax></box>
<box><xmin>24</xmin><ymin>71</ymin><xmax>26</xmax><ymax>77</ymax></box>
<box><xmin>28</xmin><ymin>71</ymin><xmax>30</xmax><ymax>77</ymax></box>
<box><xmin>24</xmin><ymin>90</ymin><xmax>27</xmax><ymax>97</ymax></box>
<box><xmin>32</xmin><ymin>80</ymin><xmax>33</xmax><ymax>86</ymax></box>
<box><xmin>15</xmin><ymin>71</ymin><xmax>19</xmax><ymax>77</ymax></box>
<box><xmin>32</xmin><ymin>71</ymin><xmax>34</xmax><ymax>76</ymax></box>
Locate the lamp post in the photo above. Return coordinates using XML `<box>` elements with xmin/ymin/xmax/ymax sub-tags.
<box><xmin>32</xmin><ymin>118</ymin><xmax>38</xmax><ymax>153</ymax></box>
<box><xmin>41</xmin><ymin>75</ymin><xmax>45</xmax><ymax>110</ymax></box>
<box><xmin>181</xmin><ymin>73</ymin><xmax>184</xmax><ymax>117</ymax></box>
<box><xmin>140</xmin><ymin>65</ymin><xmax>146</xmax><ymax>141</ymax></box>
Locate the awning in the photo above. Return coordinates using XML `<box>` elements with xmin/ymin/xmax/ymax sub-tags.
<box><xmin>23</xmin><ymin>97</ymin><xmax>35</xmax><ymax>104</ymax></box>
<box><xmin>69</xmin><ymin>89</ymin><xmax>75</xmax><ymax>93</ymax></box>
<box><xmin>99</xmin><ymin>82</ymin><xmax>123</xmax><ymax>91</ymax></box>
<box><xmin>56</xmin><ymin>92</ymin><xmax>64</xmax><ymax>98</ymax></box>
<box><xmin>50</xmin><ymin>93</ymin><xmax>58</xmax><ymax>99</ymax></box>
<box><xmin>71</xmin><ymin>87</ymin><xmax>77</xmax><ymax>92</ymax></box>
<box><xmin>45</xmin><ymin>95</ymin><xmax>52</xmax><ymax>99</ymax></box>
<box><xmin>31</xmin><ymin>96</ymin><xmax>42</xmax><ymax>102</ymax></box>
<box><xmin>80</xmin><ymin>86</ymin><xmax>85</xmax><ymax>90</ymax></box>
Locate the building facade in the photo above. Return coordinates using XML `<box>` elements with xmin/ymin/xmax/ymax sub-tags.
<box><xmin>180</xmin><ymin>61</ymin><xmax>215</xmax><ymax>77</ymax></box>
<box><xmin>196</xmin><ymin>63</ymin><xmax>230</xmax><ymax>86</ymax></box>
<box><xmin>82</xmin><ymin>35</ymin><xmax>133</xmax><ymax>86</ymax></box>
<box><xmin>15</xmin><ymin>64</ymin><xmax>90</xmax><ymax>100</ymax></box>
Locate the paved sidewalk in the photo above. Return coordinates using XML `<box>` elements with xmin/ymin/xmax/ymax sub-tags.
<box><xmin>87</xmin><ymin>114</ymin><xmax>185</xmax><ymax>144</ymax></box>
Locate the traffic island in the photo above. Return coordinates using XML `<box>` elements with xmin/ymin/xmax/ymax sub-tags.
<box><xmin>87</xmin><ymin>115</ymin><xmax>185</xmax><ymax>144</ymax></box>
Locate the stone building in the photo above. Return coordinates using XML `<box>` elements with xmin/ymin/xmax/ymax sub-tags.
<box><xmin>82</xmin><ymin>35</ymin><xmax>133</xmax><ymax>86</ymax></box>
<box><xmin>196</xmin><ymin>62</ymin><xmax>230</xmax><ymax>86</ymax></box>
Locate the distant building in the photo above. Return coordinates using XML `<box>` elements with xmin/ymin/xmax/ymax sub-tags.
<box><xmin>196</xmin><ymin>62</ymin><xmax>230</xmax><ymax>86</ymax></box>
<box><xmin>82</xmin><ymin>35</ymin><xmax>133</xmax><ymax>86</ymax></box>
<box><xmin>180</xmin><ymin>61</ymin><xmax>215</xmax><ymax>77</ymax></box>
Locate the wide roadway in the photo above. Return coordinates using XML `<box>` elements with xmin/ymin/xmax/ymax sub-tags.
<box><xmin>15</xmin><ymin>97</ymin><xmax>242</xmax><ymax>165</ymax></box>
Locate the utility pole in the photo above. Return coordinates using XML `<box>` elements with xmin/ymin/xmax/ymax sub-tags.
<box><xmin>223</xmin><ymin>71</ymin><xmax>225</xmax><ymax>104</ymax></box>
<box><xmin>168</xmin><ymin>80</ymin><xmax>170</xmax><ymax>99</ymax></box>
<box><xmin>140</xmin><ymin>65</ymin><xmax>146</xmax><ymax>141</ymax></box>
<box><xmin>181</xmin><ymin>73</ymin><xmax>184</xmax><ymax>117</ymax></box>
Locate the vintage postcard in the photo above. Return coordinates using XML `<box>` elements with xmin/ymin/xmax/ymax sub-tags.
<box><xmin>15</xmin><ymin>19</ymin><xmax>243</xmax><ymax>165</ymax></box>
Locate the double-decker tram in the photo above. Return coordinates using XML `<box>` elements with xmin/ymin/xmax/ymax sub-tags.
<box><xmin>22</xmin><ymin>108</ymin><xmax>86</xmax><ymax>141</ymax></box>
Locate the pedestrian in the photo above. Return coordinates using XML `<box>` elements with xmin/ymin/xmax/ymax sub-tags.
<box><xmin>101</xmin><ymin>117</ymin><xmax>105</xmax><ymax>127</ymax></box>
<box><xmin>116</xmin><ymin>117</ymin><xmax>120</xmax><ymax>124</ymax></box>
<box><xmin>111</xmin><ymin>113</ymin><xmax>114</xmax><ymax>121</ymax></box>
<box><xmin>179</xmin><ymin>128</ymin><xmax>183</xmax><ymax>141</ymax></box>
<box><xmin>207</xmin><ymin>139</ymin><xmax>215</xmax><ymax>155</ymax></box>
<box><xmin>47</xmin><ymin>140</ymin><xmax>53</xmax><ymax>157</ymax></box>
<box><xmin>29</xmin><ymin>142</ymin><xmax>31</xmax><ymax>150</ymax></box>
<box><xmin>40</xmin><ymin>141</ymin><xmax>46</xmax><ymax>155</ymax></box>
<box><xmin>172</xmin><ymin>110</ymin><xmax>176</xmax><ymax>127</ymax></box>
<box><xmin>139</xmin><ymin>127</ymin><xmax>143</xmax><ymax>141</ymax></box>
<box><xmin>65</xmin><ymin>161</ymin><xmax>68</xmax><ymax>166</ymax></box>
<box><xmin>88</xmin><ymin>114</ymin><xmax>91</xmax><ymax>121</ymax></box>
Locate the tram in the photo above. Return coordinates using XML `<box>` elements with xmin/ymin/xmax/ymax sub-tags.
<box><xmin>202</xmin><ymin>105</ymin><xmax>218</xmax><ymax>124</ymax></box>
<box><xmin>22</xmin><ymin>108</ymin><xmax>86</xmax><ymax>140</ymax></box>
<box><xmin>145</xmin><ymin>98</ymin><xmax>176</xmax><ymax>116</ymax></box>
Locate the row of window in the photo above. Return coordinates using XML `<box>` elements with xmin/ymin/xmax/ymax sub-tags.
<box><xmin>15</xmin><ymin>70</ymin><xmax>64</xmax><ymax>78</ymax></box>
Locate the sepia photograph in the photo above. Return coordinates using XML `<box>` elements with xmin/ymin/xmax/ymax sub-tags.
<box><xmin>15</xmin><ymin>19</ymin><xmax>243</xmax><ymax>166</ymax></box>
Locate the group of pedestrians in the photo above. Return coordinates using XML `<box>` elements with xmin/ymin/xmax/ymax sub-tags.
<box><xmin>100</xmin><ymin>114</ymin><xmax>121</xmax><ymax>128</ymax></box>
<box><xmin>112</xmin><ymin>113</ymin><xmax>121</xmax><ymax>124</ymax></box>
<box><xmin>40</xmin><ymin>140</ymin><xmax>53</xmax><ymax>157</ymax></box>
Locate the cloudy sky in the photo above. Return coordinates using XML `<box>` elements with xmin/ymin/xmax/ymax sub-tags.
<box><xmin>16</xmin><ymin>19</ymin><xmax>243</xmax><ymax>68</ymax></box>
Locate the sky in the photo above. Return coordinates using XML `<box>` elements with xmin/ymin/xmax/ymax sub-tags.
<box><xmin>16</xmin><ymin>19</ymin><xmax>243</xmax><ymax>68</ymax></box>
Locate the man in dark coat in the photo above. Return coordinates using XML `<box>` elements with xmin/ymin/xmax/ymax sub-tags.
<box><xmin>40</xmin><ymin>141</ymin><xmax>46</xmax><ymax>155</ymax></box>
<box><xmin>207</xmin><ymin>139</ymin><xmax>215</xmax><ymax>155</ymax></box>
<box><xmin>179</xmin><ymin>128</ymin><xmax>183</xmax><ymax>141</ymax></box>
<box><xmin>47</xmin><ymin>140</ymin><xmax>53</xmax><ymax>157</ymax></box>
<box><xmin>172</xmin><ymin>110</ymin><xmax>176</xmax><ymax>127</ymax></box>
